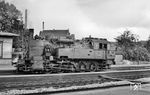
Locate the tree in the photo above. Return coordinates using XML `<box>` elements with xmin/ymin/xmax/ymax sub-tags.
<box><xmin>115</xmin><ymin>30</ymin><xmax>150</xmax><ymax>61</ymax></box>
<box><xmin>0</xmin><ymin>0</ymin><xmax>24</xmax><ymax>48</ymax></box>
<box><xmin>0</xmin><ymin>1</ymin><xmax>23</xmax><ymax>32</ymax></box>
<box><xmin>115</xmin><ymin>30</ymin><xmax>139</xmax><ymax>48</ymax></box>
<box><xmin>133</xmin><ymin>46</ymin><xmax>149</xmax><ymax>61</ymax></box>
<box><xmin>145</xmin><ymin>35</ymin><xmax>150</xmax><ymax>53</ymax></box>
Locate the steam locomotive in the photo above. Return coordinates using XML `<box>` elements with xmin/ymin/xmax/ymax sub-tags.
<box><xmin>14</xmin><ymin>36</ymin><xmax>116</xmax><ymax>73</ymax></box>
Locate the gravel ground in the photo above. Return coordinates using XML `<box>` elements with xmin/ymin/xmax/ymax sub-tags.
<box><xmin>1</xmin><ymin>77</ymin><xmax>150</xmax><ymax>95</ymax></box>
<box><xmin>0</xmin><ymin>66</ymin><xmax>150</xmax><ymax>94</ymax></box>
<box><xmin>110</xmin><ymin>65</ymin><xmax>150</xmax><ymax>71</ymax></box>
<box><xmin>100</xmin><ymin>69</ymin><xmax>150</xmax><ymax>80</ymax></box>
<box><xmin>0</xmin><ymin>73</ymin><xmax>119</xmax><ymax>93</ymax></box>
<box><xmin>50</xmin><ymin>83</ymin><xmax>150</xmax><ymax>95</ymax></box>
<box><xmin>0</xmin><ymin>81</ymin><xmax>128</xmax><ymax>95</ymax></box>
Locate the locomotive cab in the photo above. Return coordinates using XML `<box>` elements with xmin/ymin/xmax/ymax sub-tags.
<box><xmin>57</xmin><ymin>37</ymin><xmax>116</xmax><ymax>72</ymax></box>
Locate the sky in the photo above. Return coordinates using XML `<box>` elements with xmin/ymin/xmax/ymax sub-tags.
<box><xmin>6</xmin><ymin>0</ymin><xmax>150</xmax><ymax>41</ymax></box>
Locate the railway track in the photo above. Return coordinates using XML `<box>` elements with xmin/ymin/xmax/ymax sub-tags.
<box><xmin>1</xmin><ymin>64</ymin><xmax>150</xmax><ymax>75</ymax></box>
<box><xmin>0</xmin><ymin>68</ymin><xmax>150</xmax><ymax>78</ymax></box>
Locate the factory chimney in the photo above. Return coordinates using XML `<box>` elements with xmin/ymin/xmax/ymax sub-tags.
<box><xmin>42</xmin><ymin>21</ymin><xmax>44</xmax><ymax>31</ymax></box>
<box><xmin>25</xmin><ymin>9</ymin><xmax>28</xmax><ymax>29</ymax></box>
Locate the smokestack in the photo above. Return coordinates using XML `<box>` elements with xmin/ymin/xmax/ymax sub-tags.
<box><xmin>42</xmin><ymin>21</ymin><xmax>44</xmax><ymax>31</ymax></box>
<box><xmin>25</xmin><ymin>9</ymin><xmax>27</xmax><ymax>29</ymax></box>
<box><xmin>29</xmin><ymin>29</ymin><xmax>34</xmax><ymax>40</ymax></box>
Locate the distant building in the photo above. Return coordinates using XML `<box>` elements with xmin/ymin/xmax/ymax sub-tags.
<box><xmin>39</xmin><ymin>29</ymin><xmax>75</xmax><ymax>47</ymax></box>
<box><xmin>39</xmin><ymin>29</ymin><xmax>74</xmax><ymax>39</ymax></box>
<box><xmin>113</xmin><ymin>43</ymin><xmax>123</xmax><ymax>64</ymax></box>
<box><xmin>0</xmin><ymin>32</ymin><xmax>19</xmax><ymax>65</ymax></box>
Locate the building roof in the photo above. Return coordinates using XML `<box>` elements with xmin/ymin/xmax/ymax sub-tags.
<box><xmin>0</xmin><ymin>32</ymin><xmax>19</xmax><ymax>37</ymax></box>
<box><xmin>83</xmin><ymin>37</ymin><xmax>108</xmax><ymax>43</ymax></box>
<box><xmin>39</xmin><ymin>29</ymin><xmax>70</xmax><ymax>38</ymax></box>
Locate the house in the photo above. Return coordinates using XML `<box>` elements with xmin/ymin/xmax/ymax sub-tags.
<box><xmin>39</xmin><ymin>29</ymin><xmax>75</xmax><ymax>47</ymax></box>
<box><xmin>39</xmin><ymin>29</ymin><xmax>74</xmax><ymax>39</ymax></box>
<box><xmin>0</xmin><ymin>32</ymin><xmax>19</xmax><ymax>66</ymax></box>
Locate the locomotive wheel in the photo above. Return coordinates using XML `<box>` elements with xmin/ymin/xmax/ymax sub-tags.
<box><xmin>70</xmin><ymin>61</ymin><xmax>79</xmax><ymax>72</ymax></box>
<box><xmin>79</xmin><ymin>62</ymin><xmax>86</xmax><ymax>72</ymax></box>
<box><xmin>48</xmin><ymin>70</ymin><xmax>53</xmax><ymax>73</ymax></box>
<box><xmin>71</xmin><ymin>64</ymin><xmax>76</xmax><ymax>72</ymax></box>
<box><xmin>89</xmin><ymin>63</ymin><xmax>96</xmax><ymax>71</ymax></box>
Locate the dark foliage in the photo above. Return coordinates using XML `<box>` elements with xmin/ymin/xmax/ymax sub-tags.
<box><xmin>115</xmin><ymin>30</ymin><xmax>139</xmax><ymax>48</ymax></box>
<box><xmin>115</xmin><ymin>30</ymin><xmax>150</xmax><ymax>61</ymax></box>
<box><xmin>145</xmin><ymin>36</ymin><xmax>150</xmax><ymax>53</ymax></box>
<box><xmin>0</xmin><ymin>1</ymin><xmax>24</xmax><ymax>48</ymax></box>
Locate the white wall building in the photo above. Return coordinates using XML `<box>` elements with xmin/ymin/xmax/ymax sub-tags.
<box><xmin>0</xmin><ymin>32</ymin><xmax>19</xmax><ymax>65</ymax></box>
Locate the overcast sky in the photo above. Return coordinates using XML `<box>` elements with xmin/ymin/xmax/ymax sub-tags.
<box><xmin>7</xmin><ymin>0</ymin><xmax>150</xmax><ymax>41</ymax></box>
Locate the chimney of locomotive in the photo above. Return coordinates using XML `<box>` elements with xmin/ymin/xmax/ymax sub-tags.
<box><xmin>29</xmin><ymin>29</ymin><xmax>34</xmax><ymax>40</ymax></box>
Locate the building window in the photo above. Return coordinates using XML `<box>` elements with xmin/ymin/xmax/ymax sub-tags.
<box><xmin>0</xmin><ymin>42</ymin><xmax>3</xmax><ymax>58</ymax></box>
<box><xmin>99</xmin><ymin>43</ymin><xmax>103</xmax><ymax>49</ymax></box>
<box><xmin>104</xmin><ymin>44</ymin><xmax>107</xmax><ymax>49</ymax></box>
